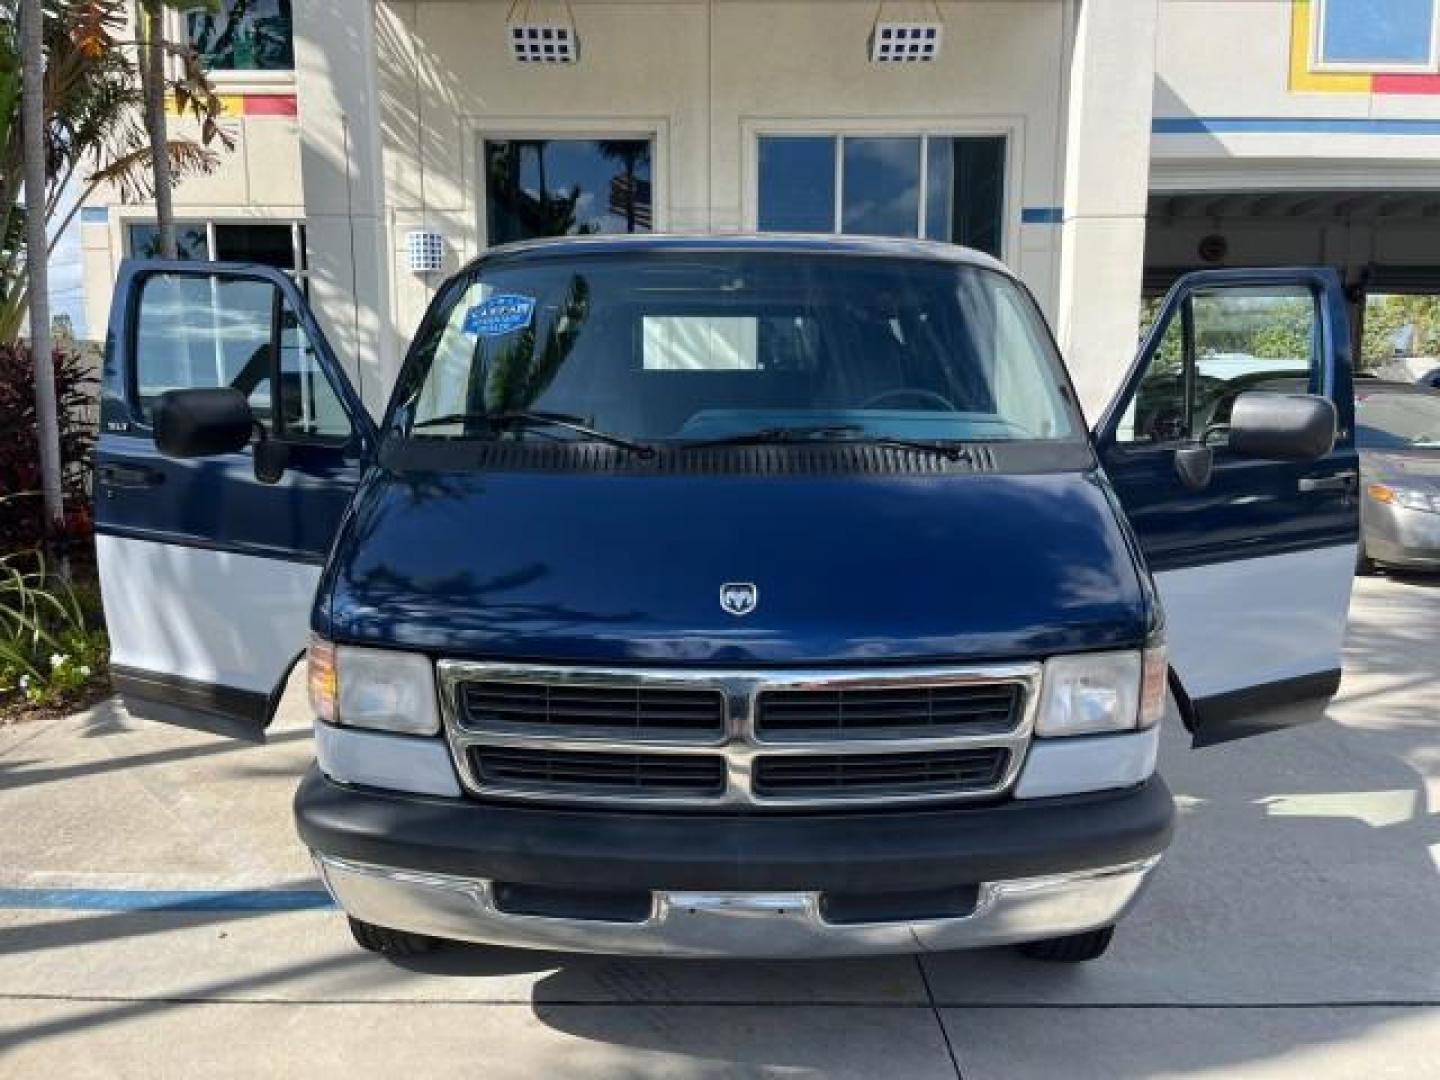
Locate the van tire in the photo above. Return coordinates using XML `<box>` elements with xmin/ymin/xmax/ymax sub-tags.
<box><xmin>348</xmin><ymin>916</ymin><xmax>440</xmax><ymax>957</ymax></box>
<box><xmin>1016</xmin><ymin>926</ymin><xmax>1114</xmax><ymax>962</ymax></box>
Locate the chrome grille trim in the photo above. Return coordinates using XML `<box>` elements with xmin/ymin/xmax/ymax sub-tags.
<box><xmin>437</xmin><ymin>662</ymin><xmax>1041</xmax><ymax>808</ymax></box>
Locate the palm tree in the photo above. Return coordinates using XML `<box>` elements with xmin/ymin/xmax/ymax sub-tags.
<box><xmin>0</xmin><ymin>0</ymin><xmax>227</xmax><ymax>340</ymax></box>
<box><xmin>598</xmin><ymin>140</ymin><xmax>649</xmax><ymax>233</ymax></box>
<box><xmin>139</xmin><ymin>0</ymin><xmax>175</xmax><ymax>256</ymax></box>
<box><xmin>18</xmin><ymin>0</ymin><xmax>61</xmax><ymax>535</ymax></box>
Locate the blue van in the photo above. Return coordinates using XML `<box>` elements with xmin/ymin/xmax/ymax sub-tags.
<box><xmin>95</xmin><ymin>236</ymin><xmax>1358</xmax><ymax>962</ymax></box>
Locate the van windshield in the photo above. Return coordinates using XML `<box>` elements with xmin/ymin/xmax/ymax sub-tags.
<box><xmin>391</xmin><ymin>251</ymin><xmax>1079</xmax><ymax>448</ymax></box>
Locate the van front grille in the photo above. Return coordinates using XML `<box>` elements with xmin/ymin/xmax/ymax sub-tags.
<box><xmin>756</xmin><ymin>684</ymin><xmax>1021</xmax><ymax>740</ymax></box>
<box><xmin>439</xmin><ymin>663</ymin><xmax>1038</xmax><ymax>809</ymax></box>
<box><xmin>471</xmin><ymin>747</ymin><xmax>726</xmax><ymax>798</ymax></box>
<box><xmin>460</xmin><ymin>680</ymin><xmax>724</xmax><ymax>741</ymax></box>
<box><xmin>753</xmin><ymin>749</ymin><xmax>1010</xmax><ymax>798</ymax></box>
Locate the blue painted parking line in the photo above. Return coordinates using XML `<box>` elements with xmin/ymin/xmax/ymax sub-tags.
<box><xmin>0</xmin><ymin>888</ymin><xmax>335</xmax><ymax>912</ymax></box>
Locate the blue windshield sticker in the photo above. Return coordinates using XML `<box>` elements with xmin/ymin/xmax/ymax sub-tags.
<box><xmin>463</xmin><ymin>294</ymin><xmax>536</xmax><ymax>337</ymax></box>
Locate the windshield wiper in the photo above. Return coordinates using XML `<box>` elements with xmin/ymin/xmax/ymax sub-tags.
<box><xmin>678</xmin><ymin>424</ymin><xmax>967</xmax><ymax>461</ymax></box>
<box><xmin>410</xmin><ymin>410</ymin><xmax>656</xmax><ymax>457</ymax></box>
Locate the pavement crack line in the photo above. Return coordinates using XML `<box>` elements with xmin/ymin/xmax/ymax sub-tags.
<box><xmin>915</xmin><ymin>954</ymin><xmax>966</xmax><ymax>1080</ymax></box>
<box><xmin>2</xmin><ymin>992</ymin><xmax>1440</xmax><ymax>1010</ymax></box>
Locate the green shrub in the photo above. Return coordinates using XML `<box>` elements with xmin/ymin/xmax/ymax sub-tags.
<box><xmin>0</xmin><ymin>552</ymin><xmax>108</xmax><ymax>711</ymax></box>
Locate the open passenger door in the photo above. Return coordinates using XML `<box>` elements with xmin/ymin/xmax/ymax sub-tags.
<box><xmin>94</xmin><ymin>260</ymin><xmax>375</xmax><ymax>740</ymax></box>
<box><xmin>1094</xmin><ymin>268</ymin><xmax>1359</xmax><ymax>746</ymax></box>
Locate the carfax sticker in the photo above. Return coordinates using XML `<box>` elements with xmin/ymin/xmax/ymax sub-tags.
<box><xmin>463</xmin><ymin>293</ymin><xmax>537</xmax><ymax>337</ymax></box>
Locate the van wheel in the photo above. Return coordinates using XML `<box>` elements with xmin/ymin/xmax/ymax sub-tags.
<box><xmin>1016</xmin><ymin>926</ymin><xmax>1114</xmax><ymax>962</ymax></box>
<box><xmin>348</xmin><ymin>916</ymin><xmax>439</xmax><ymax>957</ymax></box>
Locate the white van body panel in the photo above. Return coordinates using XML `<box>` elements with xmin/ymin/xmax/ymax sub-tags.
<box><xmin>1155</xmin><ymin>543</ymin><xmax>1356</xmax><ymax>700</ymax></box>
<box><xmin>97</xmin><ymin>534</ymin><xmax>319</xmax><ymax>695</ymax></box>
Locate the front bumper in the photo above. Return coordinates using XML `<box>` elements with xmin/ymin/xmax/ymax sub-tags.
<box><xmin>316</xmin><ymin>852</ymin><xmax>1159</xmax><ymax>958</ymax></box>
<box><xmin>1365</xmin><ymin>501</ymin><xmax>1440</xmax><ymax>569</ymax></box>
<box><xmin>296</xmin><ymin>767</ymin><xmax>1173</xmax><ymax>958</ymax></box>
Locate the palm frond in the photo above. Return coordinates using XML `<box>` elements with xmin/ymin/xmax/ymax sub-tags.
<box><xmin>88</xmin><ymin>138</ymin><xmax>218</xmax><ymax>203</ymax></box>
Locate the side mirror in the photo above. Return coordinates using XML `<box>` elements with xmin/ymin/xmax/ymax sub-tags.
<box><xmin>153</xmin><ymin>388</ymin><xmax>254</xmax><ymax>458</ymax></box>
<box><xmin>1174</xmin><ymin>442</ymin><xmax>1214</xmax><ymax>491</ymax></box>
<box><xmin>1227</xmin><ymin>392</ymin><xmax>1336</xmax><ymax>463</ymax></box>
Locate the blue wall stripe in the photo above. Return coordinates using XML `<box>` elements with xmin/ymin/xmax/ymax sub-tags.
<box><xmin>0</xmin><ymin>888</ymin><xmax>335</xmax><ymax>912</ymax></box>
<box><xmin>79</xmin><ymin>206</ymin><xmax>109</xmax><ymax>224</ymax></box>
<box><xmin>1154</xmin><ymin>116</ymin><xmax>1440</xmax><ymax>136</ymax></box>
<box><xmin>1021</xmin><ymin>207</ymin><xmax>1064</xmax><ymax>225</ymax></box>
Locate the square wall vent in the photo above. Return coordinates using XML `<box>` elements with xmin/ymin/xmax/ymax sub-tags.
<box><xmin>510</xmin><ymin>24</ymin><xmax>578</xmax><ymax>63</ymax></box>
<box><xmin>871</xmin><ymin>22</ymin><xmax>942</xmax><ymax>63</ymax></box>
<box><xmin>405</xmin><ymin>230</ymin><xmax>445</xmax><ymax>273</ymax></box>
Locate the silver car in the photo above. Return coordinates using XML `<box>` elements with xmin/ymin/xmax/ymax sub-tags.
<box><xmin>1356</xmin><ymin>381</ymin><xmax>1440</xmax><ymax>573</ymax></box>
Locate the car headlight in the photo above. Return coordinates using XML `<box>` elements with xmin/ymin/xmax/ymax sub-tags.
<box><xmin>307</xmin><ymin>636</ymin><xmax>440</xmax><ymax>735</ymax></box>
<box><xmin>1367</xmin><ymin>483</ymin><xmax>1440</xmax><ymax>515</ymax></box>
<box><xmin>1035</xmin><ymin>646</ymin><xmax>1167</xmax><ymax>737</ymax></box>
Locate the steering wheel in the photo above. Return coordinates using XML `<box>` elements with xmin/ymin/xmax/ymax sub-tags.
<box><xmin>860</xmin><ymin>387</ymin><xmax>959</xmax><ymax>411</ymax></box>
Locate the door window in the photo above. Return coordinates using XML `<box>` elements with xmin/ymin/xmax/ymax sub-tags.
<box><xmin>133</xmin><ymin>272</ymin><xmax>349</xmax><ymax>441</ymax></box>
<box><xmin>483</xmin><ymin>138</ymin><xmax>653</xmax><ymax>245</ymax></box>
<box><xmin>277</xmin><ymin>306</ymin><xmax>349</xmax><ymax>439</ymax></box>
<box><xmin>757</xmin><ymin>134</ymin><xmax>1006</xmax><ymax>256</ymax></box>
<box><xmin>1119</xmin><ymin>286</ymin><xmax>1320</xmax><ymax>444</ymax></box>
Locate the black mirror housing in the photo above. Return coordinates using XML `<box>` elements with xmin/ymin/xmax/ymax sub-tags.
<box><xmin>1227</xmin><ymin>392</ymin><xmax>1336</xmax><ymax>463</ymax></box>
<box><xmin>1174</xmin><ymin>442</ymin><xmax>1214</xmax><ymax>490</ymax></box>
<box><xmin>153</xmin><ymin>388</ymin><xmax>254</xmax><ymax>458</ymax></box>
<box><xmin>254</xmin><ymin>438</ymin><xmax>291</xmax><ymax>484</ymax></box>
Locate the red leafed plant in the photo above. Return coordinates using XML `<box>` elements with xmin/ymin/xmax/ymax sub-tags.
<box><xmin>0</xmin><ymin>342</ymin><xmax>98</xmax><ymax>563</ymax></box>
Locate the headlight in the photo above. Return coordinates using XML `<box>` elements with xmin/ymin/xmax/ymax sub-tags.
<box><xmin>1035</xmin><ymin>646</ymin><xmax>1167</xmax><ymax>737</ymax></box>
<box><xmin>307</xmin><ymin>636</ymin><xmax>440</xmax><ymax>735</ymax></box>
<box><xmin>1368</xmin><ymin>483</ymin><xmax>1440</xmax><ymax>514</ymax></box>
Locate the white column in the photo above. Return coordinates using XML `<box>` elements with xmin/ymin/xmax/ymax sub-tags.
<box><xmin>1056</xmin><ymin>0</ymin><xmax>1159</xmax><ymax>422</ymax></box>
<box><xmin>293</xmin><ymin>0</ymin><xmax>393</xmax><ymax>416</ymax></box>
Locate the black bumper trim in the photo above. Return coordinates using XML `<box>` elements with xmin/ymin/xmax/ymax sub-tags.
<box><xmin>294</xmin><ymin>767</ymin><xmax>1175</xmax><ymax>893</ymax></box>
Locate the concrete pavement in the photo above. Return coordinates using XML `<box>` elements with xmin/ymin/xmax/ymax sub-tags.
<box><xmin>0</xmin><ymin>574</ymin><xmax>1437</xmax><ymax>1077</ymax></box>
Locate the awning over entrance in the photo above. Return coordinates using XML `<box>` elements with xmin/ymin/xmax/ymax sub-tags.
<box><xmin>1144</xmin><ymin>189</ymin><xmax>1440</xmax><ymax>295</ymax></box>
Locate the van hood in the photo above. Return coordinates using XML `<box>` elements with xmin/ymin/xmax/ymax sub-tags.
<box><xmin>320</xmin><ymin>469</ymin><xmax>1152</xmax><ymax>665</ymax></box>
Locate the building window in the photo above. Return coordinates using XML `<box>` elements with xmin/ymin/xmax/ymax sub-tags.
<box><xmin>1312</xmin><ymin>0</ymin><xmax>1439</xmax><ymax>72</ymax></box>
<box><xmin>757</xmin><ymin>138</ymin><xmax>836</xmax><ymax>233</ymax></box>
<box><xmin>484</xmin><ymin>139</ymin><xmax>653</xmax><ymax>246</ymax></box>
<box><xmin>842</xmin><ymin>137</ymin><xmax>921</xmax><ymax>237</ymax></box>
<box><xmin>127</xmin><ymin>221</ymin><xmax>306</xmax><ymax>272</ymax></box>
<box><xmin>756</xmin><ymin>134</ymin><xmax>1007</xmax><ymax>257</ymax></box>
<box><xmin>128</xmin><ymin>221</ymin><xmax>209</xmax><ymax>260</ymax></box>
<box><xmin>187</xmin><ymin>0</ymin><xmax>295</xmax><ymax>72</ymax></box>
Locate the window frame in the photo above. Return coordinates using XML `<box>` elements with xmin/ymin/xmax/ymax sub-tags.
<box><xmin>1309</xmin><ymin>0</ymin><xmax>1440</xmax><ymax>75</ymax></box>
<box><xmin>1117</xmin><ymin>284</ymin><xmax>1326</xmax><ymax>450</ymax></box>
<box><xmin>123</xmin><ymin>216</ymin><xmax>307</xmax><ymax>274</ymax></box>
<box><xmin>126</xmin><ymin>267</ymin><xmax>352</xmax><ymax>447</ymax></box>
<box><xmin>744</xmin><ymin>120</ymin><xmax>1018</xmax><ymax>260</ymax></box>
<box><xmin>473</xmin><ymin>123</ymin><xmax>666</xmax><ymax>249</ymax></box>
<box><xmin>165</xmin><ymin>2</ymin><xmax>297</xmax><ymax>86</ymax></box>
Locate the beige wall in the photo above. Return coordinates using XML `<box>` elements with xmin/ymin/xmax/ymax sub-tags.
<box><xmin>1153</xmin><ymin>0</ymin><xmax>1440</xmax><ymax>187</ymax></box>
<box><xmin>351</xmin><ymin>0</ymin><xmax>1070</xmax><ymax>400</ymax></box>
